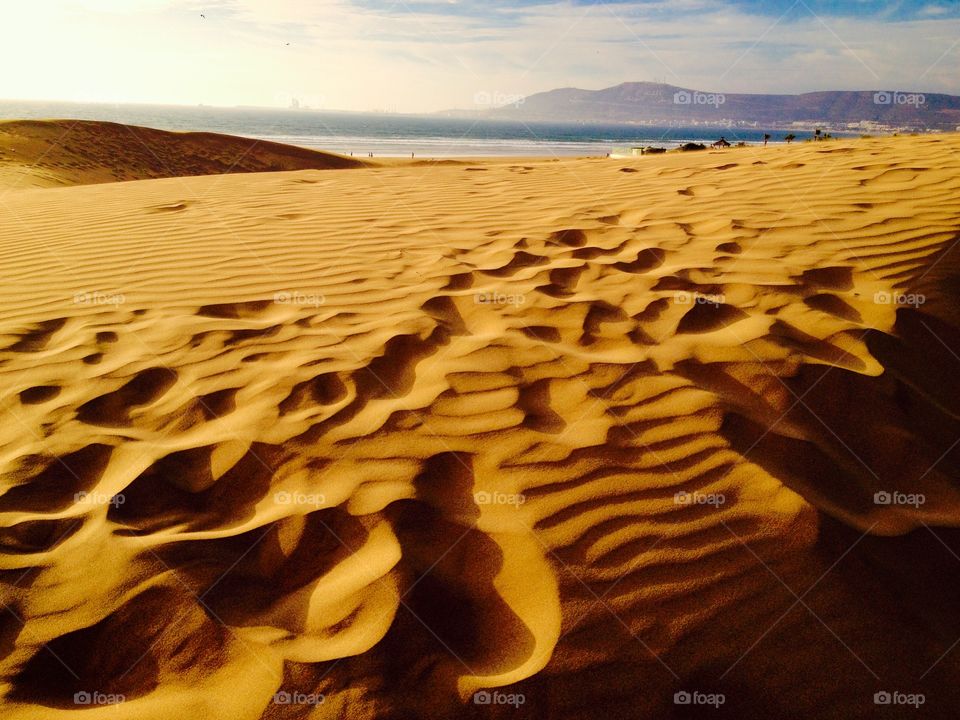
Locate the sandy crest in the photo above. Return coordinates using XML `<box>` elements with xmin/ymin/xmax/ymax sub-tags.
<box><xmin>0</xmin><ymin>119</ymin><xmax>366</xmax><ymax>189</ymax></box>
<box><xmin>1</xmin><ymin>128</ymin><xmax>960</xmax><ymax>718</ymax></box>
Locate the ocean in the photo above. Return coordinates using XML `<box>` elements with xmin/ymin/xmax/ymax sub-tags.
<box><xmin>0</xmin><ymin>100</ymin><xmax>825</xmax><ymax>157</ymax></box>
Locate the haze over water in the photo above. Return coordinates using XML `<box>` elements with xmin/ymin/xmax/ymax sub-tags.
<box><xmin>0</xmin><ymin>100</ymin><xmax>817</xmax><ymax>157</ymax></box>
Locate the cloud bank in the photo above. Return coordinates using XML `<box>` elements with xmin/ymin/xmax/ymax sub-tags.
<box><xmin>2</xmin><ymin>0</ymin><xmax>958</xmax><ymax>111</ymax></box>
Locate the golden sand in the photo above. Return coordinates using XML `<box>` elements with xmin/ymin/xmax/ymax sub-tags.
<box><xmin>1</xmin><ymin>123</ymin><xmax>959</xmax><ymax>718</ymax></box>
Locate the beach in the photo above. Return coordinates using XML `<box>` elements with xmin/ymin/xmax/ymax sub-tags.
<box><xmin>1</xmin><ymin>123</ymin><xmax>959</xmax><ymax>718</ymax></box>
<box><xmin>0</xmin><ymin>100</ymin><xmax>820</xmax><ymax>158</ymax></box>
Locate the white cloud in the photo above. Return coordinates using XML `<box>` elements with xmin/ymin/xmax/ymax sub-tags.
<box><xmin>1</xmin><ymin>0</ymin><xmax>958</xmax><ymax>111</ymax></box>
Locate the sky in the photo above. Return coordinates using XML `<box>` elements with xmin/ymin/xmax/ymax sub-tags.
<box><xmin>2</xmin><ymin>0</ymin><xmax>959</xmax><ymax>112</ymax></box>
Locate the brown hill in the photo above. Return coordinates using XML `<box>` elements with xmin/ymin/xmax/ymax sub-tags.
<box><xmin>484</xmin><ymin>81</ymin><xmax>960</xmax><ymax>129</ymax></box>
<box><xmin>0</xmin><ymin>119</ymin><xmax>366</xmax><ymax>189</ymax></box>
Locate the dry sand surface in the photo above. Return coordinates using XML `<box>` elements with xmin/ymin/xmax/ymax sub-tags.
<box><xmin>1</xmin><ymin>122</ymin><xmax>960</xmax><ymax>719</ymax></box>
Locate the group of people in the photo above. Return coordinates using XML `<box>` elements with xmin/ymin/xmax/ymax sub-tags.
<box><xmin>348</xmin><ymin>152</ymin><xmax>417</xmax><ymax>158</ymax></box>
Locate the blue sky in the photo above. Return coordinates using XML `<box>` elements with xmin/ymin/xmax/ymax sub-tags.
<box><xmin>349</xmin><ymin>0</ymin><xmax>960</xmax><ymax>23</ymax></box>
<box><xmin>2</xmin><ymin>0</ymin><xmax>958</xmax><ymax>111</ymax></box>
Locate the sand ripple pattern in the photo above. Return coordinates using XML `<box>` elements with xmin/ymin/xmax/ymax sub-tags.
<box><xmin>2</xmin><ymin>134</ymin><xmax>960</xmax><ymax>718</ymax></box>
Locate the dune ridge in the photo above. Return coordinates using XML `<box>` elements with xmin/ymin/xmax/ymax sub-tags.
<box><xmin>0</xmin><ymin>120</ymin><xmax>365</xmax><ymax>190</ymax></box>
<box><xmin>1</xmin><ymin>132</ymin><xmax>960</xmax><ymax>718</ymax></box>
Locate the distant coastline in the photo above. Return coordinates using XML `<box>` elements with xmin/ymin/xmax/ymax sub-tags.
<box><xmin>472</xmin><ymin>82</ymin><xmax>960</xmax><ymax>133</ymax></box>
<box><xmin>0</xmin><ymin>99</ymin><xmax>860</xmax><ymax>158</ymax></box>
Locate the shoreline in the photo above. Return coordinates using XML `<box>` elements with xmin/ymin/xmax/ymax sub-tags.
<box><xmin>1</xmin><ymin>119</ymin><xmax>945</xmax><ymax>186</ymax></box>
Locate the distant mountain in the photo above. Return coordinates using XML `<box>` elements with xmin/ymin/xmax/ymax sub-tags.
<box><xmin>474</xmin><ymin>82</ymin><xmax>960</xmax><ymax>129</ymax></box>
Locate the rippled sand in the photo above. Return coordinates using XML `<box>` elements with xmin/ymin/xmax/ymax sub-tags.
<box><xmin>1</xmin><ymin>124</ymin><xmax>960</xmax><ymax>719</ymax></box>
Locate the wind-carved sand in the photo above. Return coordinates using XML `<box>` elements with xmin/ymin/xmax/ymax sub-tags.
<box><xmin>1</xmin><ymin>123</ymin><xmax>960</xmax><ymax>718</ymax></box>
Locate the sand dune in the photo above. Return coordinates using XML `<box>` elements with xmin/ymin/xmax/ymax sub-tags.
<box><xmin>0</xmin><ymin>120</ymin><xmax>365</xmax><ymax>189</ymax></box>
<box><xmin>1</xmin><ymin>127</ymin><xmax>960</xmax><ymax>718</ymax></box>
